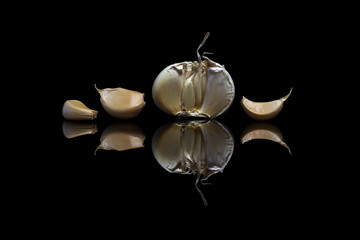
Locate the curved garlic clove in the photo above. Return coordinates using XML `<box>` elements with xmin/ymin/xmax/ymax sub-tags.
<box><xmin>95</xmin><ymin>85</ymin><xmax>145</xmax><ymax>119</ymax></box>
<box><xmin>62</xmin><ymin>121</ymin><xmax>98</xmax><ymax>139</ymax></box>
<box><xmin>240</xmin><ymin>121</ymin><xmax>291</xmax><ymax>154</ymax></box>
<box><xmin>152</xmin><ymin>32</ymin><xmax>235</xmax><ymax>118</ymax></box>
<box><xmin>241</xmin><ymin>88</ymin><xmax>293</xmax><ymax>120</ymax></box>
<box><xmin>62</xmin><ymin>100</ymin><xmax>98</xmax><ymax>120</ymax></box>
<box><xmin>95</xmin><ymin>122</ymin><xmax>145</xmax><ymax>154</ymax></box>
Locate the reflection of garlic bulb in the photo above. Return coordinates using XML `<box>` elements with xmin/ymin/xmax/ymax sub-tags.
<box><xmin>152</xmin><ymin>32</ymin><xmax>235</xmax><ymax>118</ymax></box>
<box><xmin>95</xmin><ymin>122</ymin><xmax>145</xmax><ymax>154</ymax></box>
<box><xmin>152</xmin><ymin>120</ymin><xmax>234</xmax><ymax>206</ymax></box>
<box><xmin>152</xmin><ymin>120</ymin><xmax>234</xmax><ymax>180</ymax></box>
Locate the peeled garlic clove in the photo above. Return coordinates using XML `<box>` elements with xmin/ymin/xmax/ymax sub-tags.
<box><xmin>240</xmin><ymin>121</ymin><xmax>291</xmax><ymax>154</ymax></box>
<box><xmin>95</xmin><ymin>122</ymin><xmax>145</xmax><ymax>154</ymax></box>
<box><xmin>62</xmin><ymin>121</ymin><xmax>98</xmax><ymax>139</ymax></box>
<box><xmin>241</xmin><ymin>88</ymin><xmax>293</xmax><ymax>120</ymax></box>
<box><xmin>62</xmin><ymin>100</ymin><xmax>98</xmax><ymax>120</ymax></box>
<box><xmin>95</xmin><ymin>85</ymin><xmax>145</xmax><ymax>119</ymax></box>
<box><xmin>152</xmin><ymin>32</ymin><xmax>235</xmax><ymax>118</ymax></box>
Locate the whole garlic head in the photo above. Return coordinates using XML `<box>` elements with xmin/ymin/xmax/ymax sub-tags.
<box><xmin>152</xmin><ymin>32</ymin><xmax>235</xmax><ymax>118</ymax></box>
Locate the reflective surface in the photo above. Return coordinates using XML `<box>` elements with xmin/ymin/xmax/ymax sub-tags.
<box><xmin>60</xmin><ymin>118</ymin><xmax>294</xmax><ymax>207</ymax></box>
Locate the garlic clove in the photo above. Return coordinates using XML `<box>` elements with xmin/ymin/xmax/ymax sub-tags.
<box><xmin>62</xmin><ymin>100</ymin><xmax>98</xmax><ymax>121</ymax></box>
<box><xmin>240</xmin><ymin>121</ymin><xmax>291</xmax><ymax>154</ymax></box>
<box><xmin>241</xmin><ymin>87</ymin><xmax>293</xmax><ymax>121</ymax></box>
<box><xmin>95</xmin><ymin>85</ymin><xmax>145</xmax><ymax>119</ymax></box>
<box><xmin>62</xmin><ymin>120</ymin><xmax>98</xmax><ymax>139</ymax></box>
<box><xmin>199</xmin><ymin>58</ymin><xmax>235</xmax><ymax>118</ymax></box>
<box><xmin>152</xmin><ymin>32</ymin><xmax>235</xmax><ymax>118</ymax></box>
<box><xmin>95</xmin><ymin>122</ymin><xmax>145</xmax><ymax>154</ymax></box>
<box><xmin>152</xmin><ymin>63</ymin><xmax>188</xmax><ymax>116</ymax></box>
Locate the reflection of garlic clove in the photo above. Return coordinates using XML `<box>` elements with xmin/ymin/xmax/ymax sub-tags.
<box><xmin>62</xmin><ymin>100</ymin><xmax>98</xmax><ymax>120</ymax></box>
<box><xmin>152</xmin><ymin>32</ymin><xmax>235</xmax><ymax>118</ymax></box>
<box><xmin>240</xmin><ymin>121</ymin><xmax>291</xmax><ymax>154</ymax></box>
<box><xmin>95</xmin><ymin>122</ymin><xmax>145</xmax><ymax>154</ymax></box>
<box><xmin>95</xmin><ymin>85</ymin><xmax>145</xmax><ymax>119</ymax></box>
<box><xmin>62</xmin><ymin>121</ymin><xmax>98</xmax><ymax>139</ymax></box>
<box><xmin>241</xmin><ymin>88</ymin><xmax>293</xmax><ymax>120</ymax></box>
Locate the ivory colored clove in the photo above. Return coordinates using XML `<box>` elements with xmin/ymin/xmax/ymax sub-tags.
<box><xmin>152</xmin><ymin>32</ymin><xmax>235</xmax><ymax>118</ymax></box>
<box><xmin>62</xmin><ymin>100</ymin><xmax>98</xmax><ymax>120</ymax></box>
<box><xmin>241</xmin><ymin>88</ymin><xmax>293</xmax><ymax>120</ymax></box>
<box><xmin>95</xmin><ymin>85</ymin><xmax>145</xmax><ymax>119</ymax></box>
<box><xmin>95</xmin><ymin>122</ymin><xmax>145</xmax><ymax>154</ymax></box>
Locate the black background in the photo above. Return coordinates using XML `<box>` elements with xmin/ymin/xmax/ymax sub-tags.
<box><xmin>12</xmin><ymin>4</ymin><xmax>338</xmax><ymax>233</ymax></box>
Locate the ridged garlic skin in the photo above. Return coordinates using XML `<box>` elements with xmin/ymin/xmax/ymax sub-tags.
<box><xmin>152</xmin><ymin>57</ymin><xmax>235</xmax><ymax>118</ymax></box>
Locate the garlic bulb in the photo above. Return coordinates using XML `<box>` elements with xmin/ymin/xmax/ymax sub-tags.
<box><xmin>241</xmin><ymin>88</ymin><xmax>293</xmax><ymax>120</ymax></box>
<box><xmin>95</xmin><ymin>122</ymin><xmax>145</xmax><ymax>154</ymax></box>
<box><xmin>95</xmin><ymin>85</ymin><xmax>145</xmax><ymax>119</ymax></box>
<box><xmin>240</xmin><ymin>122</ymin><xmax>291</xmax><ymax>154</ymax></box>
<box><xmin>152</xmin><ymin>32</ymin><xmax>235</xmax><ymax>118</ymax></box>
<box><xmin>62</xmin><ymin>121</ymin><xmax>98</xmax><ymax>139</ymax></box>
<box><xmin>62</xmin><ymin>100</ymin><xmax>98</xmax><ymax>120</ymax></box>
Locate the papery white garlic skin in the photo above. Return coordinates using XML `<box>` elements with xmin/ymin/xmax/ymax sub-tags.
<box><xmin>62</xmin><ymin>100</ymin><xmax>98</xmax><ymax>120</ymax></box>
<box><xmin>95</xmin><ymin>85</ymin><xmax>145</xmax><ymax>119</ymax></box>
<box><xmin>152</xmin><ymin>32</ymin><xmax>235</xmax><ymax>118</ymax></box>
